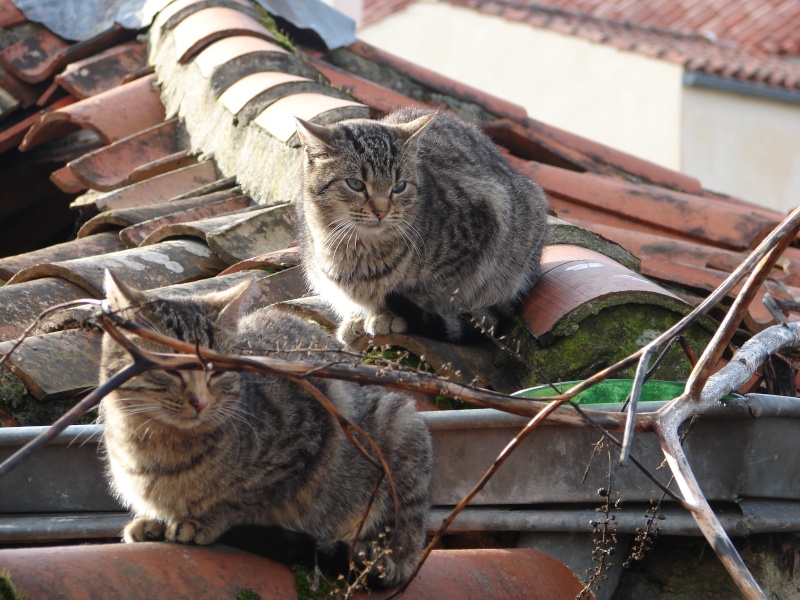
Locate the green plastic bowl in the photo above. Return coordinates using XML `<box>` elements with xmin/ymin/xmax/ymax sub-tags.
<box><xmin>513</xmin><ymin>379</ymin><xmax>688</xmax><ymax>405</ymax></box>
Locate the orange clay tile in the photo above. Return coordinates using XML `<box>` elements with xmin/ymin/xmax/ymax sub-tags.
<box><xmin>254</xmin><ymin>93</ymin><xmax>368</xmax><ymax>142</ymax></box>
<box><xmin>194</xmin><ymin>36</ymin><xmax>289</xmax><ymax>78</ymax></box>
<box><xmin>515</xmin><ymin>159</ymin><xmax>777</xmax><ymax>251</ymax></box>
<box><xmin>67</xmin><ymin>118</ymin><xmax>194</xmax><ymax>191</ymax></box>
<box><xmin>0</xmin><ymin>543</ymin><xmax>588</xmax><ymax>600</ymax></box>
<box><xmin>172</xmin><ymin>7</ymin><xmax>277</xmax><ymax>64</ymax></box>
<box><xmin>55</xmin><ymin>41</ymin><xmax>148</xmax><ymax>100</ymax></box>
<box><xmin>50</xmin><ymin>164</ymin><xmax>87</xmax><ymax>194</ymax></box>
<box><xmin>0</xmin><ymin>64</ymin><xmax>40</xmax><ymax>109</ymax></box>
<box><xmin>6</xmin><ymin>239</ymin><xmax>227</xmax><ymax>296</ymax></box>
<box><xmin>218</xmin><ymin>71</ymin><xmax>312</xmax><ymax>114</ymax></box>
<box><xmin>19</xmin><ymin>74</ymin><xmax>166</xmax><ymax>151</ymax></box>
<box><xmin>0</xmin><ymin>25</ymin><xmax>127</xmax><ymax>84</ymax></box>
<box><xmin>77</xmin><ymin>191</ymin><xmax>248</xmax><ymax>238</ymax></box>
<box><xmin>0</xmin><ymin>95</ymin><xmax>74</xmax><ymax>154</ymax></box>
<box><xmin>117</xmin><ymin>194</ymin><xmax>254</xmax><ymax>247</ymax></box>
<box><xmin>92</xmin><ymin>161</ymin><xmax>219</xmax><ymax>211</ymax></box>
<box><xmin>0</xmin><ymin>0</ymin><xmax>25</xmax><ymax>27</ymax></box>
<box><xmin>0</xmin><ymin>232</ymin><xmax>125</xmax><ymax>282</ymax></box>
<box><xmin>0</xmin><ymin>277</ymin><xmax>89</xmax><ymax>341</ymax></box>
<box><xmin>0</xmin><ymin>329</ymin><xmax>102</xmax><ymax>400</ymax></box>
<box><xmin>307</xmin><ymin>53</ymin><xmax>429</xmax><ymax>114</ymax></box>
<box><xmin>348</xmin><ymin>40</ymin><xmax>528</xmax><ymax>122</ymax></box>
<box><xmin>520</xmin><ymin>245</ymin><xmax>686</xmax><ymax>341</ymax></box>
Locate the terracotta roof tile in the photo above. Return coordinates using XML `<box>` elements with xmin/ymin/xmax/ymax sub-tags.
<box><xmin>19</xmin><ymin>74</ymin><xmax>165</xmax><ymax>151</ymax></box>
<box><xmin>0</xmin><ymin>0</ymin><xmax>26</xmax><ymax>28</ymax></box>
<box><xmin>0</xmin><ymin>95</ymin><xmax>74</xmax><ymax>154</ymax></box>
<box><xmin>0</xmin><ymin>232</ymin><xmax>125</xmax><ymax>283</ymax></box>
<box><xmin>218</xmin><ymin>71</ymin><xmax>313</xmax><ymax>116</ymax></box>
<box><xmin>66</xmin><ymin>118</ymin><xmax>190</xmax><ymax>191</ymax></box>
<box><xmin>194</xmin><ymin>35</ymin><xmax>289</xmax><ymax>78</ymax></box>
<box><xmin>172</xmin><ymin>6</ymin><xmax>277</xmax><ymax>64</ymax></box>
<box><xmin>140</xmin><ymin>204</ymin><xmax>295</xmax><ymax>265</ymax></box>
<box><xmin>441</xmin><ymin>0</ymin><xmax>800</xmax><ymax>91</ymax></box>
<box><xmin>89</xmin><ymin>161</ymin><xmax>220</xmax><ymax>211</ymax></box>
<box><xmin>0</xmin><ymin>544</ymin><xmax>586</xmax><ymax>599</ymax></box>
<box><xmin>0</xmin><ymin>278</ymin><xmax>88</xmax><ymax>341</ymax></box>
<box><xmin>219</xmin><ymin>245</ymin><xmax>301</xmax><ymax>275</ymax></box>
<box><xmin>54</xmin><ymin>41</ymin><xmax>148</xmax><ymax>100</ymax></box>
<box><xmin>6</xmin><ymin>239</ymin><xmax>227</xmax><ymax>296</ymax></box>
<box><xmin>0</xmin><ymin>329</ymin><xmax>101</xmax><ymax>400</ymax></box>
<box><xmin>117</xmin><ymin>193</ymin><xmax>254</xmax><ymax>247</ymax></box>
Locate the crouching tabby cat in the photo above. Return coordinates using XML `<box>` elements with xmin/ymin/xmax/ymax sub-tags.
<box><xmin>99</xmin><ymin>271</ymin><xmax>433</xmax><ymax>587</ymax></box>
<box><xmin>295</xmin><ymin>107</ymin><xmax>549</xmax><ymax>345</ymax></box>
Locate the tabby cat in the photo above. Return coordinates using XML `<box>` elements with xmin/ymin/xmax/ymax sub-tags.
<box><xmin>99</xmin><ymin>271</ymin><xmax>433</xmax><ymax>587</ymax></box>
<box><xmin>295</xmin><ymin>107</ymin><xmax>548</xmax><ymax>345</ymax></box>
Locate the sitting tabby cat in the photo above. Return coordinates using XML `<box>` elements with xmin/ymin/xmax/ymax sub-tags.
<box><xmin>99</xmin><ymin>271</ymin><xmax>433</xmax><ymax>587</ymax></box>
<box><xmin>295</xmin><ymin>107</ymin><xmax>548</xmax><ymax>345</ymax></box>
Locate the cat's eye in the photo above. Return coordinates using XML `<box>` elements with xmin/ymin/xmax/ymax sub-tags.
<box><xmin>391</xmin><ymin>181</ymin><xmax>407</xmax><ymax>194</ymax></box>
<box><xmin>345</xmin><ymin>178</ymin><xmax>366</xmax><ymax>192</ymax></box>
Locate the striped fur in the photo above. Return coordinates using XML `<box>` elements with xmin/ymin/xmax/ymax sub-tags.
<box><xmin>99</xmin><ymin>272</ymin><xmax>433</xmax><ymax>587</ymax></box>
<box><xmin>295</xmin><ymin>108</ymin><xmax>549</xmax><ymax>345</ymax></box>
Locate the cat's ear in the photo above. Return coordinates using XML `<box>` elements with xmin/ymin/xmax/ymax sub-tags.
<box><xmin>214</xmin><ymin>279</ymin><xmax>259</xmax><ymax>331</ymax></box>
<box><xmin>295</xmin><ymin>118</ymin><xmax>334</xmax><ymax>158</ymax></box>
<box><xmin>395</xmin><ymin>112</ymin><xmax>436</xmax><ymax>150</ymax></box>
<box><xmin>104</xmin><ymin>270</ymin><xmax>145</xmax><ymax>312</ymax></box>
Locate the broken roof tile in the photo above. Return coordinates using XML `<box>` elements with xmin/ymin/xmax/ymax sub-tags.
<box><xmin>66</xmin><ymin>118</ymin><xmax>191</xmax><ymax>191</ymax></box>
<box><xmin>55</xmin><ymin>41</ymin><xmax>148</xmax><ymax>100</ymax></box>
<box><xmin>172</xmin><ymin>6</ymin><xmax>277</xmax><ymax>64</ymax></box>
<box><xmin>77</xmin><ymin>191</ymin><xmax>250</xmax><ymax>239</ymax></box>
<box><xmin>140</xmin><ymin>203</ymin><xmax>295</xmax><ymax>265</ymax></box>
<box><xmin>117</xmin><ymin>194</ymin><xmax>254</xmax><ymax>247</ymax></box>
<box><xmin>0</xmin><ymin>328</ymin><xmax>101</xmax><ymax>400</ymax></box>
<box><xmin>19</xmin><ymin>74</ymin><xmax>166</xmax><ymax>151</ymax></box>
<box><xmin>0</xmin><ymin>94</ymin><xmax>74</xmax><ymax>154</ymax></box>
<box><xmin>89</xmin><ymin>161</ymin><xmax>219</xmax><ymax>211</ymax></box>
<box><xmin>253</xmin><ymin>92</ymin><xmax>369</xmax><ymax>143</ymax></box>
<box><xmin>520</xmin><ymin>245</ymin><xmax>689</xmax><ymax>342</ymax></box>
<box><xmin>6</xmin><ymin>239</ymin><xmax>227</xmax><ymax>297</ymax></box>
<box><xmin>0</xmin><ymin>277</ymin><xmax>89</xmax><ymax>341</ymax></box>
<box><xmin>0</xmin><ymin>232</ymin><xmax>125</xmax><ymax>282</ymax></box>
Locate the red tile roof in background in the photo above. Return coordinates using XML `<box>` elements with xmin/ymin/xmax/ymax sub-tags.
<box><xmin>363</xmin><ymin>0</ymin><xmax>800</xmax><ymax>91</ymax></box>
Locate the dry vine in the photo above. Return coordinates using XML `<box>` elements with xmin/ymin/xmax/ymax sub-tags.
<box><xmin>0</xmin><ymin>208</ymin><xmax>799</xmax><ymax>598</ymax></box>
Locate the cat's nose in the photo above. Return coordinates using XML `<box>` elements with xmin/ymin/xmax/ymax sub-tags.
<box><xmin>372</xmin><ymin>207</ymin><xmax>388</xmax><ymax>220</ymax></box>
<box><xmin>187</xmin><ymin>394</ymin><xmax>208</xmax><ymax>413</ymax></box>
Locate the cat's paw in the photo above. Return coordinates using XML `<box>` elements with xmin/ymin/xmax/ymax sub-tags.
<box><xmin>337</xmin><ymin>316</ymin><xmax>367</xmax><ymax>345</ymax></box>
<box><xmin>123</xmin><ymin>517</ymin><xmax>166</xmax><ymax>543</ymax></box>
<box><xmin>164</xmin><ymin>518</ymin><xmax>221</xmax><ymax>545</ymax></box>
<box><xmin>365</xmin><ymin>312</ymin><xmax>407</xmax><ymax>336</ymax></box>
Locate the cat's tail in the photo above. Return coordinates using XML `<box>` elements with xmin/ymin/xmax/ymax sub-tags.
<box><xmin>386</xmin><ymin>293</ymin><xmax>515</xmax><ymax>344</ymax></box>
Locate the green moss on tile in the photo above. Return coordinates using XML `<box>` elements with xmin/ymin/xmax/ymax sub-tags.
<box><xmin>255</xmin><ymin>8</ymin><xmax>299</xmax><ymax>56</ymax></box>
<box><xmin>292</xmin><ymin>565</ymin><xmax>342</xmax><ymax>600</ymax></box>
<box><xmin>236</xmin><ymin>590</ymin><xmax>263</xmax><ymax>600</ymax></box>
<box><xmin>0</xmin><ymin>368</ymin><xmax>26</xmax><ymax>407</ymax></box>
<box><xmin>510</xmin><ymin>304</ymin><xmax>712</xmax><ymax>388</ymax></box>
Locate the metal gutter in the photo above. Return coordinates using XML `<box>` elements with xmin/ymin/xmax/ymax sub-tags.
<box><xmin>683</xmin><ymin>72</ymin><xmax>800</xmax><ymax>105</ymax></box>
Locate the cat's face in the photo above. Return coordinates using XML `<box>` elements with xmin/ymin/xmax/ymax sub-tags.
<box><xmin>100</xmin><ymin>271</ymin><xmax>255</xmax><ymax>430</ymax></box>
<box><xmin>296</xmin><ymin>115</ymin><xmax>434</xmax><ymax>248</ymax></box>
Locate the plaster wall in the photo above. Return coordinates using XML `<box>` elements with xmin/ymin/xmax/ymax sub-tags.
<box><xmin>359</xmin><ymin>1</ymin><xmax>684</xmax><ymax>170</ymax></box>
<box><xmin>682</xmin><ymin>86</ymin><xmax>800</xmax><ymax>212</ymax></box>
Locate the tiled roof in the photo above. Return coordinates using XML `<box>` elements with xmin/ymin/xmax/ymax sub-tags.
<box><xmin>0</xmin><ymin>0</ymin><xmax>796</xmax><ymax>412</ymax></box>
<box><xmin>365</xmin><ymin>0</ymin><xmax>800</xmax><ymax>91</ymax></box>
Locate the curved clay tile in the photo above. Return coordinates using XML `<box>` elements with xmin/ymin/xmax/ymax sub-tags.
<box><xmin>0</xmin><ymin>277</ymin><xmax>89</xmax><ymax>341</ymax></box>
<box><xmin>0</xmin><ymin>95</ymin><xmax>74</xmax><ymax>154</ymax></box>
<box><xmin>0</xmin><ymin>329</ymin><xmax>102</xmax><ymax>400</ymax></box>
<box><xmin>0</xmin><ymin>543</ymin><xmax>587</xmax><ymax>599</ymax></box>
<box><xmin>157</xmin><ymin>0</ymin><xmax>254</xmax><ymax>32</ymax></box>
<box><xmin>55</xmin><ymin>41</ymin><xmax>148</xmax><ymax>100</ymax></box>
<box><xmin>140</xmin><ymin>204</ymin><xmax>295</xmax><ymax>265</ymax></box>
<box><xmin>67</xmin><ymin>119</ymin><xmax>192</xmax><ymax>191</ymax></box>
<box><xmin>116</xmin><ymin>193</ymin><xmax>254</xmax><ymax>247</ymax></box>
<box><xmin>172</xmin><ymin>7</ymin><xmax>277</xmax><ymax>64</ymax></box>
<box><xmin>218</xmin><ymin>71</ymin><xmax>311</xmax><ymax>114</ymax></box>
<box><xmin>0</xmin><ymin>232</ymin><xmax>125</xmax><ymax>282</ymax></box>
<box><xmin>6</xmin><ymin>239</ymin><xmax>227</xmax><ymax>297</ymax></box>
<box><xmin>254</xmin><ymin>92</ymin><xmax>369</xmax><ymax>143</ymax></box>
<box><xmin>520</xmin><ymin>245</ymin><xmax>690</xmax><ymax>341</ymax></box>
<box><xmin>194</xmin><ymin>35</ymin><xmax>288</xmax><ymax>77</ymax></box>
<box><xmin>19</xmin><ymin>74</ymin><xmax>166</xmax><ymax>151</ymax></box>
<box><xmin>219</xmin><ymin>245</ymin><xmax>300</xmax><ymax>275</ymax></box>
<box><xmin>91</xmin><ymin>161</ymin><xmax>219</xmax><ymax>211</ymax></box>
